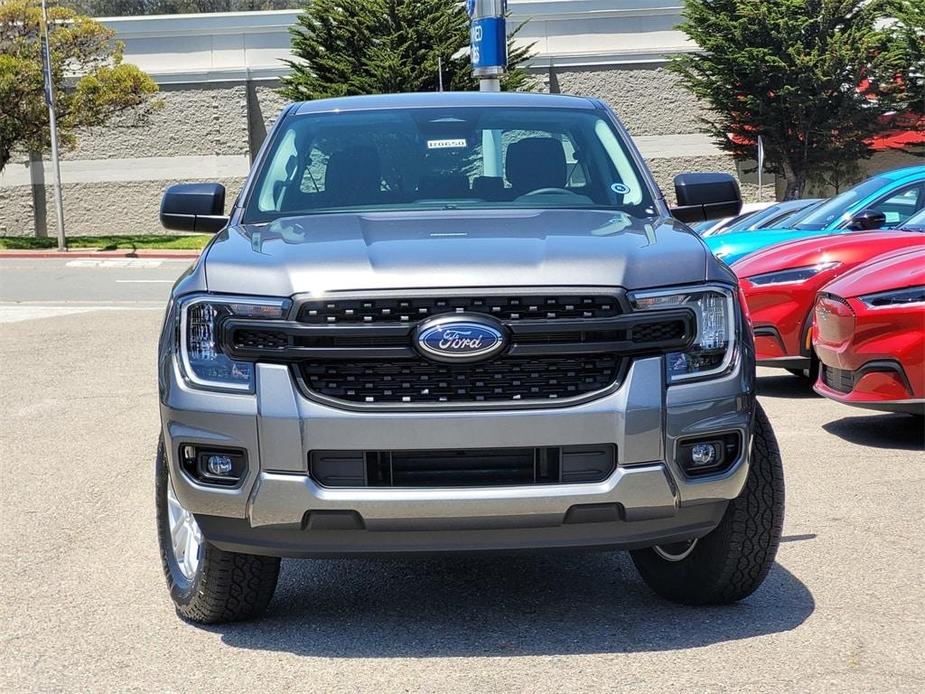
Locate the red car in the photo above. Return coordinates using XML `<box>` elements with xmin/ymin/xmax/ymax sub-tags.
<box><xmin>733</xmin><ymin>222</ymin><xmax>925</xmax><ymax>377</ymax></box>
<box><xmin>813</xmin><ymin>248</ymin><xmax>925</xmax><ymax>415</ymax></box>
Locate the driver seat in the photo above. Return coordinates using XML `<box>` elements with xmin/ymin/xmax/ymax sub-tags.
<box><xmin>505</xmin><ymin>137</ymin><xmax>568</xmax><ymax>196</ymax></box>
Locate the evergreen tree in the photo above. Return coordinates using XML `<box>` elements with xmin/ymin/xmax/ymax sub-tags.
<box><xmin>671</xmin><ymin>0</ymin><xmax>912</xmax><ymax>199</ymax></box>
<box><xmin>887</xmin><ymin>0</ymin><xmax>924</xmax><ymax>127</ymax></box>
<box><xmin>280</xmin><ymin>0</ymin><xmax>534</xmax><ymax>102</ymax></box>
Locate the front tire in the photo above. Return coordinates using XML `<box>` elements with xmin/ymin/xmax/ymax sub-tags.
<box><xmin>787</xmin><ymin>351</ymin><xmax>820</xmax><ymax>383</ymax></box>
<box><xmin>630</xmin><ymin>403</ymin><xmax>784</xmax><ymax>605</ymax></box>
<box><xmin>155</xmin><ymin>438</ymin><xmax>280</xmax><ymax>624</ymax></box>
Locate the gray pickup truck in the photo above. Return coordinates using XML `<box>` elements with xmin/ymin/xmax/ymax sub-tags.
<box><xmin>156</xmin><ymin>92</ymin><xmax>784</xmax><ymax>624</ymax></box>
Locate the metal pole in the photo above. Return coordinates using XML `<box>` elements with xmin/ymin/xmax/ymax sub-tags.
<box><xmin>41</xmin><ymin>0</ymin><xmax>66</xmax><ymax>251</ymax></box>
<box><xmin>480</xmin><ymin>76</ymin><xmax>502</xmax><ymax>176</ymax></box>
<box><xmin>471</xmin><ymin>1</ymin><xmax>505</xmax><ymax>173</ymax></box>
<box><xmin>438</xmin><ymin>57</ymin><xmax>443</xmax><ymax>92</ymax></box>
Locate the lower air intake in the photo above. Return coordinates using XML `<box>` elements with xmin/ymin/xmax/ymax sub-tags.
<box><xmin>309</xmin><ymin>445</ymin><xmax>617</xmax><ymax>488</ymax></box>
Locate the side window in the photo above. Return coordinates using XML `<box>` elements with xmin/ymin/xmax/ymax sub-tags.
<box><xmin>868</xmin><ymin>184</ymin><xmax>924</xmax><ymax>227</ymax></box>
<box><xmin>300</xmin><ymin>147</ymin><xmax>327</xmax><ymax>193</ymax></box>
<box><xmin>562</xmin><ymin>138</ymin><xmax>588</xmax><ymax>187</ymax></box>
<box><xmin>257</xmin><ymin>129</ymin><xmax>297</xmax><ymax>212</ymax></box>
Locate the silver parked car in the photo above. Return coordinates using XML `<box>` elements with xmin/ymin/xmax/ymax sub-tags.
<box><xmin>702</xmin><ymin>198</ymin><xmax>824</xmax><ymax>237</ymax></box>
<box><xmin>156</xmin><ymin>92</ymin><xmax>784</xmax><ymax>623</ymax></box>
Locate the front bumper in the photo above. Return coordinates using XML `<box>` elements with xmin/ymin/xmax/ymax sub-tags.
<box><xmin>814</xmin><ymin>362</ymin><xmax>925</xmax><ymax>415</ymax></box>
<box><xmin>160</xmin><ymin>355</ymin><xmax>754</xmax><ymax>556</ymax></box>
<box><xmin>813</xmin><ymin>294</ymin><xmax>924</xmax><ymax>415</ymax></box>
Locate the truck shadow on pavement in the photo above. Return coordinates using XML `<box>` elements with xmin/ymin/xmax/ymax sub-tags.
<box><xmin>207</xmin><ymin>552</ymin><xmax>814</xmax><ymax>656</ymax></box>
<box><xmin>822</xmin><ymin>413</ymin><xmax>925</xmax><ymax>451</ymax></box>
<box><xmin>755</xmin><ymin>374</ymin><xmax>818</xmax><ymax>399</ymax></box>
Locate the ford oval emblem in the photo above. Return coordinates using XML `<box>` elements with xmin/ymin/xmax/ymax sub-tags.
<box><xmin>415</xmin><ymin>315</ymin><xmax>507</xmax><ymax>363</ymax></box>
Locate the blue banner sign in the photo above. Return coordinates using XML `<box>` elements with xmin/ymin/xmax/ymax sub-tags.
<box><xmin>471</xmin><ymin>16</ymin><xmax>507</xmax><ymax>75</ymax></box>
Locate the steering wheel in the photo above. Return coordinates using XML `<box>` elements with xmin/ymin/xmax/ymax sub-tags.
<box><xmin>520</xmin><ymin>187</ymin><xmax>577</xmax><ymax>197</ymax></box>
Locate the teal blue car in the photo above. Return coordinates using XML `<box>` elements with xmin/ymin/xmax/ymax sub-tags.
<box><xmin>705</xmin><ymin>165</ymin><xmax>925</xmax><ymax>265</ymax></box>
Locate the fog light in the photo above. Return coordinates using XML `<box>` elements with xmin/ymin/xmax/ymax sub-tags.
<box><xmin>678</xmin><ymin>433</ymin><xmax>740</xmax><ymax>477</ymax></box>
<box><xmin>690</xmin><ymin>443</ymin><xmax>717</xmax><ymax>467</ymax></box>
<box><xmin>206</xmin><ymin>455</ymin><xmax>234</xmax><ymax>476</ymax></box>
<box><xmin>179</xmin><ymin>445</ymin><xmax>246</xmax><ymax>486</ymax></box>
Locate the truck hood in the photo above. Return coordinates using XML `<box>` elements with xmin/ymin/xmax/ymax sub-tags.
<box><xmin>202</xmin><ymin>209</ymin><xmax>711</xmax><ymax>296</ymax></box>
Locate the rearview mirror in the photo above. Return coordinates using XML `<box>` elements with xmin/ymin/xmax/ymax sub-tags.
<box><xmin>160</xmin><ymin>183</ymin><xmax>228</xmax><ymax>233</ymax></box>
<box><xmin>847</xmin><ymin>209</ymin><xmax>886</xmax><ymax>231</ymax></box>
<box><xmin>671</xmin><ymin>173</ymin><xmax>742</xmax><ymax>223</ymax></box>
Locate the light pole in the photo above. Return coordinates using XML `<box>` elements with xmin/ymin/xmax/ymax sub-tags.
<box><xmin>469</xmin><ymin>1</ymin><xmax>507</xmax><ymax>176</ymax></box>
<box><xmin>756</xmin><ymin>135</ymin><xmax>765</xmax><ymax>203</ymax></box>
<box><xmin>40</xmin><ymin>0</ymin><xmax>67</xmax><ymax>251</ymax></box>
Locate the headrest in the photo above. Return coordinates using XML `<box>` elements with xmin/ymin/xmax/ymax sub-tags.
<box><xmin>505</xmin><ymin>137</ymin><xmax>567</xmax><ymax>194</ymax></box>
<box><xmin>324</xmin><ymin>146</ymin><xmax>381</xmax><ymax>200</ymax></box>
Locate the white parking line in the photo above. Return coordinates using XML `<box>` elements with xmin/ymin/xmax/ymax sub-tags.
<box><xmin>66</xmin><ymin>259</ymin><xmax>166</xmax><ymax>268</ymax></box>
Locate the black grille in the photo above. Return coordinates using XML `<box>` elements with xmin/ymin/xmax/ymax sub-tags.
<box><xmin>232</xmin><ymin>329</ymin><xmax>289</xmax><ymax>351</ymax></box>
<box><xmin>300</xmin><ymin>356</ymin><xmax>622</xmax><ymax>404</ymax></box>
<box><xmin>309</xmin><ymin>445</ymin><xmax>616</xmax><ymax>488</ymax></box>
<box><xmin>298</xmin><ymin>295</ymin><xmax>622</xmax><ymax>324</ymax></box>
<box><xmin>822</xmin><ymin>365</ymin><xmax>855</xmax><ymax>394</ymax></box>
<box><xmin>219</xmin><ymin>292</ymin><xmax>695</xmax><ymax>409</ymax></box>
<box><xmin>630</xmin><ymin>319</ymin><xmax>687</xmax><ymax>344</ymax></box>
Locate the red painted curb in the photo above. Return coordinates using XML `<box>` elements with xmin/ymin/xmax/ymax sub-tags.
<box><xmin>0</xmin><ymin>249</ymin><xmax>201</xmax><ymax>259</ymax></box>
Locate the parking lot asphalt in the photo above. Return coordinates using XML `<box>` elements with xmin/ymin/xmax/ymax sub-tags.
<box><xmin>1</xmin><ymin>259</ymin><xmax>923</xmax><ymax>692</ymax></box>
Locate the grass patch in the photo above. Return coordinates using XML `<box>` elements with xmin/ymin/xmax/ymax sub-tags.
<box><xmin>0</xmin><ymin>234</ymin><xmax>211</xmax><ymax>251</ymax></box>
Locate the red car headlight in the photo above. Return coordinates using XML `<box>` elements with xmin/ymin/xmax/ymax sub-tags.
<box><xmin>747</xmin><ymin>261</ymin><xmax>840</xmax><ymax>287</ymax></box>
<box><xmin>815</xmin><ymin>294</ymin><xmax>855</xmax><ymax>344</ymax></box>
<box><xmin>859</xmin><ymin>286</ymin><xmax>925</xmax><ymax>309</ymax></box>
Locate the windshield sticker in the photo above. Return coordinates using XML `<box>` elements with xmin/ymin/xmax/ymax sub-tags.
<box><xmin>427</xmin><ymin>138</ymin><xmax>468</xmax><ymax>150</ymax></box>
<box><xmin>611</xmin><ymin>182</ymin><xmax>631</xmax><ymax>195</ymax></box>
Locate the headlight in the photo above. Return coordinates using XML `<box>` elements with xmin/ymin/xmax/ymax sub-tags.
<box><xmin>178</xmin><ymin>295</ymin><xmax>290</xmax><ymax>392</ymax></box>
<box><xmin>629</xmin><ymin>286</ymin><xmax>737</xmax><ymax>383</ymax></box>
<box><xmin>859</xmin><ymin>285</ymin><xmax>925</xmax><ymax>309</ymax></box>
<box><xmin>747</xmin><ymin>261</ymin><xmax>840</xmax><ymax>286</ymax></box>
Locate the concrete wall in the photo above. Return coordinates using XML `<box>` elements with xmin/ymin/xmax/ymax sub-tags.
<box><xmin>0</xmin><ymin>84</ymin><xmax>253</xmax><ymax>236</ymax></box>
<box><xmin>0</xmin><ymin>186</ymin><xmax>35</xmax><ymax>237</ymax></box>
<box><xmin>552</xmin><ymin>65</ymin><xmax>707</xmax><ymax>137</ymax></box>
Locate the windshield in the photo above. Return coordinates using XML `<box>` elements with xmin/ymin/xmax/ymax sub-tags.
<box><xmin>720</xmin><ymin>200</ymin><xmax>815</xmax><ymax>234</ymax></box>
<box><xmin>902</xmin><ymin>207</ymin><xmax>925</xmax><ymax>231</ymax></box>
<box><xmin>243</xmin><ymin>106</ymin><xmax>657</xmax><ymax>223</ymax></box>
<box><xmin>793</xmin><ymin>178</ymin><xmax>888</xmax><ymax>230</ymax></box>
<box><xmin>770</xmin><ymin>199</ymin><xmax>825</xmax><ymax>228</ymax></box>
<box><xmin>703</xmin><ymin>210</ymin><xmax>760</xmax><ymax>236</ymax></box>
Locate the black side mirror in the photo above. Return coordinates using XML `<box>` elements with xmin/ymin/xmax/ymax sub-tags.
<box><xmin>671</xmin><ymin>173</ymin><xmax>743</xmax><ymax>223</ymax></box>
<box><xmin>160</xmin><ymin>183</ymin><xmax>228</xmax><ymax>233</ymax></box>
<box><xmin>847</xmin><ymin>209</ymin><xmax>887</xmax><ymax>231</ymax></box>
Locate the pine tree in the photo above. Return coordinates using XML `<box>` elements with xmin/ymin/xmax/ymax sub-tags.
<box><xmin>886</xmin><ymin>0</ymin><xmax>924</xmax><ymax>129</ymax></box>
<box><xmin>280</xmin><ymin>0</ymin><xmax>534</xmax><ymax>102</ymax></box>
<box><xmin>671</xmin><ymin>0</ymin><xmax>912</xmax><ymax>199</ymax></box>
